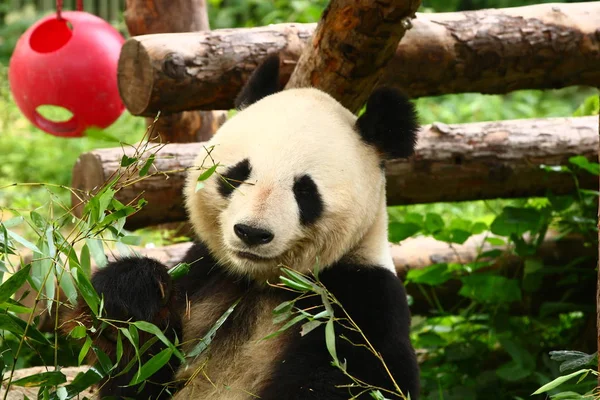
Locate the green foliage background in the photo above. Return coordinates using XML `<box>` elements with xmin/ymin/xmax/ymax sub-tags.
<box><xmin>0</xmin><ymin>0</ymin><xmax>599</xmax><ymax>399</ymax></box>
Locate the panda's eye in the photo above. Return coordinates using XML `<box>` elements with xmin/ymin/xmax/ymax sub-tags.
<box><xmin>218</xmin><ymin>159</ymin><xmax>251</xmax><ymax>197</ymax></box>
<box><xmin>293</xmin><ymin>174</ymin><xmax>323</xmax><ymax>225</ymax></box>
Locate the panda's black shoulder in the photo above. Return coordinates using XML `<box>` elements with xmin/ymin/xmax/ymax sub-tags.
<box><xmin>318</xmin><ymin>262</ymin><xmax>412</xmax><ymax>338</ymax></box>
<box><xmin>262</xmin><ymin>262</ymin><xmax>419</xmax><ymax>399</ymax></box>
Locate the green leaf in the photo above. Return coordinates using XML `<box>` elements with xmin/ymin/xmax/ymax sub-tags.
<box><xmin>547</xmin><ymin>193</ymin><xmax>575</xmax><ymax>212</ymax></box>
<box><xmin>186</xmin><ymin>298</ymin><xmax>240</xmax><ymax>358</ymax></box>
<box><xmin>573</xmin><ymin>94</ymin><xmax>599</xmax><ymax>116</ymax></box>
<box><xmin>70</xmin><ymin>325</ymin><xmax>87</xmax><ymax>339</ymax></box>
<box><xmin>459</xmin><ymin>274</ymin><xmax>522</xmax><ymax>304</ymax></box>
<box><xmin>281</xmin><ymin>268</ymin><xmax>317</xmax><ymax>291</ymax></box>
<box><xmin>0</xmin><ymin>313</ymin><xmax>49</xmax><ymax>344</ymax></box>
<box><xmin>569</xmin><ymin>155</ymin><xmax>600</xmax><ymax>175</ymax></box>
<box><xmin>78</xmin><ymin>336</ymin><xmax>93</xmax><ymax>366</ymax></box>
<box><xmin>0</xmin><ymin>299</ymin><xmax>32</xmax><ymax>314</ymax></box>
<box><xmin>406</xmin><ymin>263</ymin><xmax>452</xmax><ymax>286</ymax></box>
<box><xmin>496</xmin><ymin>361</ymin><xmax>533</xmax><ymax>381</ymax></box>
<box><xmin>116</xmin><ymin>331</ymin><xmax>124</xmax><ymax>366</ymax></box>
<box><xmin>85</xmin><ymin>238</ymin><xmax>107</xmax><ymax>269</ymax></box>
<box><xmin>197</xmin><ymin>164</ymin><xmax>219</xmax><ymax>181</ymax></box>
<box><xmin>262</xmin><ymin>314</ymin><xmax>306</xmax><ymax>341</ymax></box>
<box><xmin>532</xmin><ymin>369</ymin><xmax>593</xmax><ymax>395</ymax></box>
<box><xmin>388</xmin><ymin>222</ymin><xmax>420</xmax><ymax>242</ymax></box>
<box><xmin>80</xmin><ymin>244</ymin><xmax>91</xmax><ymax>277</ymax></box>
<box><xmin>440</xmin><ymin>229</ymin><xmax>471</xmax><ymax>244</ymax></box>
<box><xmin>471</xmin><ymin>222</ymin><xmax>488</xmax><ymax>234</ymax></box>
<box><xmin>325</xmin><ymin>319</ymin><xmax>340</xmax><ymax>368</ymax></box>
<box><xmin>75</xmin><ymin>267</ymin><xmax>99</xmax><ymax>316</ymax></box>
<box><xmin>168</xmin><ymin>263</ymin><xmax>190</xmax><ymax>280</ymax></box>
<box><xmin>279</xmin><ymin>276</ymin><xmax>312</xmax><ymax>292</ymax></box>
<box><xmin>11</xmin><ymin>371</ymin><xmax>66</xmax><ymax>387</ymax></box>
<box><xmin>47</xmin><ymin>367</ymin><xmax>104</xmax><ymax>400</ymax></box>
<box><xmin>0</xmin><ymin>263</ymin><xmax>31</xmax><ymax>304</ymax></box>
<box><xmin>138</xmin><ymin>154</ymin><xmax>156</xmax><ymax>177</ymax></box>
<box><xmin>272</xmin><ymin>300</ymin><xmax>294</xmax><ymax>315</ymax></box>
<box><xmin>300</xmin><ymin>320</ymin><xmax>324</xmax><ymax>336</ymax></box>
<box><xmin>490</xmin><ymin>207</ymin><xmax>541</xmax><ymax>237</ymax></box>
<box><xmin>57</xmin><ymin>265</ymin><xmax>78</xmax><ymax>306</ymax></box>
<box><xmin>92</xmin><ymin>345</ymin><xmax>114</xmax><ymax>374</ymax></box>
<box><xmin>485</xmin><ymin>237</ymin><xmax>506</xmax><ymax>246</ymax></box>
<box><xmin>424</xmin><ymin>213</ymin><xmax>444</xmax><ymax>233</ymax></box>
<box><xmin>132</xmin><ymin>321</ymin><xmax>184</xmax><ymax>361</ymax></box>
<box><xmin>6</xmin><ymin>229</ymin><xmax>40</xmax><ymax>253</ymax></box>
<box><xmin>129</xmin><ymin>348</ymin><xmax>174</xmax><ymax>385</ymax></box>
<box><xmin>121</xmin><ymin>155</ymin><xmax>138</xmax><ymax>167</ymax></box>
<box><xmin>550</xmin><ymin>351</ymin><xmax>597</xmax><ymax>373</ymax></box>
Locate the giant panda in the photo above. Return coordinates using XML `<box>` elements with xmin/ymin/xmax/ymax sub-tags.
<box><xmin>64</xmin><ymin>55</ymin><xmax>421</xmax><ymax>400</ymax></box>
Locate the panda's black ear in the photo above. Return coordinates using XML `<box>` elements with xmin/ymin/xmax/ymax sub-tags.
<box><xmin>355</xmin><ymin>87</ymin><xmax>419</xmax><ymax>160</ymax></box>
<box><xmin>234</xmin><ymin>55</ymin><xmax>282</xmax><ymax>110</ymax></box>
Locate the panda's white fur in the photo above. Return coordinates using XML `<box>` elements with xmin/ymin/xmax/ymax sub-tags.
<box><xmin>184</xmin><ymin>88</ymin><xmax>395</xmax><ymax>282</ymax></box>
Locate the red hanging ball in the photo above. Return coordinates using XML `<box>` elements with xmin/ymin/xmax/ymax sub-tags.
<box><xmin>8</xmin><ymin>11</ymin><xmax>125</xmax><ymax>138</ymax></box>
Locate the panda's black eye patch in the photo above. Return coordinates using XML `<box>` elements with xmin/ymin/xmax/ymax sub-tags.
<box><xmin>293</xmin><ymin>174</ymin><xmax>323</xmax><ymax>225</ymax></box>
<box><xmin>218</xmin><ymin>159</ymin><xmax>251</xmax><ymax>197</ymax></box>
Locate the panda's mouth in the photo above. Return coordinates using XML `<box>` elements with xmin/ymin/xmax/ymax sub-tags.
<box><xmin>235</xmin><ymin>251</ymin><xmax>275</xmax><ymax>262</ymax></box>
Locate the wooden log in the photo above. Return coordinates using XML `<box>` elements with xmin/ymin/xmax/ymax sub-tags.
<box><xmin>117</xmin><ymin>2</ymin><xmax>600</xmax><ymax>116</ymax></box>
<box><xmin>284</xmin><ymin>0</ymin><xmax>421</xmax><ymax>113</ymax></box>
<box><xmin>123</xmin><ymin>0</ymin><xmax>226</xmax><ymax>142</ymax></box>
<box><xmin>1</xmin><ymin>366</ymin><xmax>94</xmax><ymax>399</ymax></box>
<box><xmin>70</xmin><ymin>116</ymin><xmax>598</xmax><ymax>230</ymax></box>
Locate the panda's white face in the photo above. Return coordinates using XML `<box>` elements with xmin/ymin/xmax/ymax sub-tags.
<box><xmin>184</xmin><ymin>88</ymin><xmax>390</xmax><ymax>280</ymax></box>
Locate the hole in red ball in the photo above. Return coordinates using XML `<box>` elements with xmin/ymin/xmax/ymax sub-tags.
<box><xmin>35</xmin><ymin>105</ymin><xmax>78</xmax><ymax>135</ymax></box>
<box><xmin>29</xmin><ymin>18</ymin><xmax>73</xmax><ymax>53</ymax></box>
<box><xmin>36</xmin><ymin>105</ymin><xmax>74</xmax><ymax>122</ymax></box>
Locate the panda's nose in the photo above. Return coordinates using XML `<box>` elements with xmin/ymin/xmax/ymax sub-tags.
<box><xmin>234</xmin><ymin>224</ymin><xmax>274</xmax><ymax>246</ymax></box>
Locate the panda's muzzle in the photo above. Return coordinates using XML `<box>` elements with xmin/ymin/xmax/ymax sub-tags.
<box><xmin>234</xmin><ymin>223</ymin><xmax>274</xmax><ymax>247</ymax></box>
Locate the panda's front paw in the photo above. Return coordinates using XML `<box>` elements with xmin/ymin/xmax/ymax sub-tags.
<box><xmin>91</xmin><ymin>257</ymin><xmax>173</xmax><ymax>323</ymax></box>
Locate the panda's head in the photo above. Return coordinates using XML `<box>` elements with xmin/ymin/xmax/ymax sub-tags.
<box><xmin>184</xmin><ymin>55</ymin><xmax>419</xmax><ymax>281</ymax></box>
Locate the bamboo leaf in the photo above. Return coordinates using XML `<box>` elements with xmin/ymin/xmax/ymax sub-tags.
<box><xmin>532</xmin><ymin>369</ymin><xmax>593</xmax><ymax>395</ymax></box>
<box><xmin>129</xmin><ymin>348</ymin><xmax>173</xmax><ymax>385</ymax></box>
<box><xmin>139</xmin><ymin>154</ymin><xmax>156</xmax><ymax>177</ymax></box>
<box><xmin>75</xmin><ymin>268</ymin><xmax>99</xmax><ymax>316</ymax></box>
<box><xmin>12</xmin><ymin>371</ymin><xmax>66</xmax><ymax>387</ymax></box>
<box><xmin>300</xmin><ymin>320</ymin><xmax>324</xmax><ymax>336</ymax></box>
<box><xmin>325</xmin><ymin>318</ymin><xmax>340</xmax><ymax>367</ymax></box>
<box><xmin>186</xmin><ymin>298</ymin><xmax>240</xmax><ymax>358</ymax></box>
<box><xmin>197</xmin><ymin>164</ymin><xmax>219</xmax><ymax>181</ymax></box>
<box><xmin>0</xmin><ymin>263</ymin><xmax>31</xmax><ymax>304</ymax></box>
<box><xmin>78</xmin><ymin>336</ymin><xmax>92</xmax><ymax>366</ymax></box>
<box><xmin>132</xmin><ymin>321</ymin><xmax>184</xmax><ymax>361</ymax></box>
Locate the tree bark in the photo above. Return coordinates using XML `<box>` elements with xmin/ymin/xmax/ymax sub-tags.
<box><xmin>283</xmin><ymin>0</ymin><xmax>421</xmax><ymax>113</ymax></box>
<box><xmin>123</xmin><ymin>0</ymin><xmax>226</xmax><ymax>142</ymax></box>
<box><xmin>116</xmin><ymin>2</ymin><xmax>600</xmax><ymax>116</ymax></box>
<box><xmin>70</xmin><ymin>116</ymin><xmax>598</xmax><ymax>230</ymax></box>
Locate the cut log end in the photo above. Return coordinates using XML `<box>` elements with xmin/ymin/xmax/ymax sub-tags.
<box><xmin>118</xmin><ymin>39</ymin><xmax>154</xmax><ymax>117</ymax></box>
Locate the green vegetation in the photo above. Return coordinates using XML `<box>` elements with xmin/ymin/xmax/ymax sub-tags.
<box><xmin>0</xmin><ymin>0</ymin><xmax>599</xmax><ymax>399</ymax></box>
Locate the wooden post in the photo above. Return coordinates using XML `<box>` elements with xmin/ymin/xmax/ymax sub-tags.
<box><xmin>285</xmin><ymin>0</ymin><xmax>421</xmax><ymax>113</ymax></box>
<box><xmin>123</xmin><ymin>0</ymin><xmax>226</xmax><ymax>142</ymax></box>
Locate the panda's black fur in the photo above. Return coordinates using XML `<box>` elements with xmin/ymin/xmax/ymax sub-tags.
<box><xmin>65</xmin><ymin>55</ymin><xmax>420</xmax><ymax>399</ymax></box>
